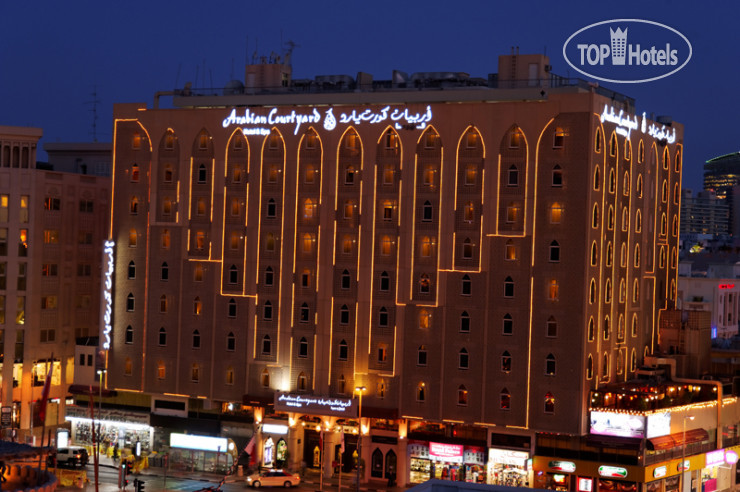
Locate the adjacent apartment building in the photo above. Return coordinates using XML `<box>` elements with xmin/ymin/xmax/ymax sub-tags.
<box><xmin>0</xmin><ymin>126</ymin><xmax>111</xmax><ymax>441</ymax></box>
<box><xmin>106</xmin><ymin>54</ymin><xmax>684</xmax><ymax>490</ymax></box>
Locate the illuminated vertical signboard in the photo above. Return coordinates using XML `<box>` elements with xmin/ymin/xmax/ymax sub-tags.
<box><xmin>100</xmin><ymin>240</ymin><xmax>115</xmax><ymax>349</ymax></box>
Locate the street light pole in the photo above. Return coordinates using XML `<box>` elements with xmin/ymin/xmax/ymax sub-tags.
<box><xmin>681</xmin><ymin>415</ymin><xmax>695</xmax><ymax>492</ymax></box>
<box><xmin>355</xmin><ymin>386</ymin><xmax>365</xmax><ymax>492</ymax></box>
<box><xmin>95</xmin><ymin>369</ymin><xmax>106</xmax><ymax>492</ymax></box>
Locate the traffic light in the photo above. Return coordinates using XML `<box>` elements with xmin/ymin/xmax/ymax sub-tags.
<box><xmin>133</xmin><ymin>478</ymin><xmax>145</xmax><ymax>492</ymax></box>
<box><xmin>120</xmin><ymin>463</ymin><xmax>129</xmax><ymax>488</ymax></box>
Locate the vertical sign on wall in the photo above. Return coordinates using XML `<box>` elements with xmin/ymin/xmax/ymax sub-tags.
<box><xmin>100</xmin><ymin>240</ymin><xmax>115</xmax><ymax>349</ymax></box>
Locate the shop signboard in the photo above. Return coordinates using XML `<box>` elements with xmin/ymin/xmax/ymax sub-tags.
<box><xmin>590</xmin><ymin>411</ymin><xmax>645</xmax><ymax>438</ymax></box>
<box><xmin>262</xmin><ymin>423</ymin><xmax>288</xmax><ymax>435</ymax></box>
<box><xmin>726</xmin><ymin>450</ymin><xmax>739</xmax><ymax>464</ymax></box>
<box><xmin>577</xmin><ymin>477</ymin><xmax>593</xmax><ymax>492</ymax></box>
<box><xmin>677</xmin><ymin>460</ymin><xmax>690</xmax><ymax>472</ymax></box>
<box><xmin>598</xmin><ymin>465</ymin><xmax>628</xmax><ymax>478</ymax></box>
<box><xmin>0</xmin><ymin>407</ymin><xmax>11</xmax><ymax>427</ymax></box>
<box><xmin>489</xmin><ymin>448</ymin><xmax>528</xmax><ymax>467</ymax></box>
<box><xmin>653</xmin><ymin>466</ymin><xmax>667</xmax><ymax>478</ymax></box>
<box><xmin>170</xmin><ymin>433</ymin><xmax>228</xmax><ymax>453</ymax></box>
<box><xmin>274</xmin><ymin>392</ymin><xmax>357</xmax><ymax>418</ymax></box>
<box><xmin>549</xmin><ymin>460</ymin><xmax>576</xmax><ymax>473</ymax></box>
<box><xmin>706</xmin><ymin>450</ymin><xmax>725</xmax><ymax>467</ymax></box>
<box><xmin>429</xmin><ymin>442</ymin><xmax>463</xmax><ymax>463</ymax></box>
<box><xmin>646</xmin><ymin>412</ymin><xmax>671</xmax><ymax>438</ymax></box>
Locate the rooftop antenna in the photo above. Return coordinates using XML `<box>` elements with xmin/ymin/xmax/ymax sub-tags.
<box><xmin>86</xmin><ymin>86</ymin><xmax>101</xmax><ymax>142</ymax></box>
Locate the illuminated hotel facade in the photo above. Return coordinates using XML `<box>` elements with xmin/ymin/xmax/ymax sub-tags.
<box><xmin>107</xmin><ymin>55</ymin><xmax>690</xmax><ymax>490</ymax></box>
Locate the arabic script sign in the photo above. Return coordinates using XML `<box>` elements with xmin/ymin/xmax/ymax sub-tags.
<box><xmin>273</xmin><ymin>392</ymin><xmax>358</xmax><ymax>418</ymax></box>
<box><xmin>222</xmin><ymin>105</ymin><xmax>433</xmax><ymax>135</ymax></box>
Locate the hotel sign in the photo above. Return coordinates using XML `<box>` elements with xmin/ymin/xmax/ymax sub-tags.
<box><xmin>222</xmin><ymin>105</ymin><xmax>433</xmax><ymax>136</ymax></box>
<box><xmin>100</xmin><ymin>240</ymin><xmax>115</xmax><ymax>350</ymax></box>
<box><xmin>273</xmin><ymin>392</ymin><xmax>357</xmax><ymax>418</ymax></box>
<box><xmin>599</xmin><ymin>105</ymin><xmax>676</xmax><ymax>143</ymax></box>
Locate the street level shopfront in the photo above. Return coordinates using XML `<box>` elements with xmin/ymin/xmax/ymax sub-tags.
<box><xmin>65</xmin><ymin>405</ymin><xmax>152</xmax><ymax>455</ymax></box>
<box><xmin>534</xmin><ymin>444</ymin><xmax>740</xmax><ymax>492</ymax></box>
<box><xmin>407</xmin><ymin>440</ymin><xmax>486</xmax><ymax>484</ymax></box>
<box><xmin>488</xmin><ymin>448</ymin><xmax>530</xmax><ymax>487</ymax></box>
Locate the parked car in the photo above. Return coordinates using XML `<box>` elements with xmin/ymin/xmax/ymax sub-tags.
<box><xmin>55</xmin><ymin>446</ymin><xmax>89</xmax><ymax>467</ymax></box>
<box><xmin>246</xmin><ymin>469</ymin><xmax>300</xmax><ymax>488</ymax></box>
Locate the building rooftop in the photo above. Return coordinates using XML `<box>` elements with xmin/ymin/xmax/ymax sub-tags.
<box><xmin>590</xmin><ymin>380</ymin><xmax>721</xmax><ymax>414</ymax></box>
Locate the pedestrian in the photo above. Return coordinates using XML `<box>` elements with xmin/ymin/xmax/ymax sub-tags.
<box><xmin>300</xmin><ymin>459</ymin><xmax>306</xmax><ymax>477</ymax></box>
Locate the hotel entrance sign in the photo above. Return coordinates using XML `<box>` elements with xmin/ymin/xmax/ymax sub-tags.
<box><xmin>274</xmin><ymin>392</ymin><xmax>358</xmax><ymax>418</ymax></box>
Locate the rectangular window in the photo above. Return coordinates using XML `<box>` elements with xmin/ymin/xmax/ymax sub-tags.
<box><xmin>79</xmin><ymin>199</ymin><xmax>94</xmax><ymax>213</ymax></box>
<box><xmin>0</xmin><ymin>195</ymin><xmax>8</xmax><ymax>222</ymax></box>
<box><xmin>42</xmin><ymin>264</ymin><xmax>58</xmax><ymax>277</ymax></box>
<box><xmin>0</xmin><ymin>228</ymin><xmax>6</xmax><ymax>255</ymax></box>
<box><xmin>0</xmin><ymin>263</ymin><xmax>5</xmax><ymax>289</ymax></box>
<box><xmin>45</xmin><ymin>197</ymin><xmax>61</xmax><ymax>211</ymax></box>
<box><xmin>18</xmin><ymin>229</ymin><xmax>27</xmax><ymax>256</ymax></box>
<box><xmin>19</xmin><ymin>196</ymin><xmax>28</xmax><ymax>223</ymax></box>
<box><xmin>15</xmin><ymin>296</ymin><xmax>25</xmax><ymax>325</ymax></box>
<box><xmin>40</xmin><ymin>329</ymin><xmax>56</xmax><ymax>343</ymax></box>
<box><xmin>76</xmin><ymin>295</ymin><xmax>91</xmax><ymax>309</ymax></box>
<box><xmin>43</xmin><ymin>229</ymin><xmax>59</xmax><ymax>244</ymax></box>
<box><xmin>0</xmin><ymin>295</ymin><xmax>5</xmax><ymax>323</ymax></box>
<box><xmin>17</xmin><ymin>263</ymin><xmax>26</xmax><ymax>291</ymax></box>
<box><xmin>77</xmin><ymin>264</ymin><xmax>92</xmax><ymax>277</ymax></box>
<box><xmin>78</xmin><ymin>232</ymin><xmax>93</xmax><ymax>245</ymax></box>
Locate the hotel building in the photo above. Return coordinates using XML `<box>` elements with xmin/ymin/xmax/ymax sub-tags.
<box><xmin>104</xmin><ymin>54</ymin><xmax>719</xmax><ymax>491</ymax></box>
<box><xmin>0</xmin><ymin>126</ymin><xmax>111</xmax><ymax>440</ymax></box>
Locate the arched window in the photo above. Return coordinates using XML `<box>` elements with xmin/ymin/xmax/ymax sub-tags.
<box><xmin>602</xmin><ymin>352</ymin><xmax>609</xmax><ymax>377</ymax></box>
<box><xmin>592</xmin><ymin>204</ymin><xmax>599</xmax><ymax>228</ymax></box>
<box><xmin>417</xmin><ymin>383</ymin><xmax>426</xmax><ymax>402</ymax></box>
<box><xmin>620</xmin><ymin>243</ymin><xmax>628</xmax><ymax>267</ymax></box>
<box><xmin>161</xmin><ymin>229</ymin><xmax>170</xmax><ymax>249</ymax></box>
<box><xmin>619</xmin><ymin>278</ymin><xmax>626</xmax><ymax>303</ymax></box>
<box><xmin>609</xmin><ymin>132</ymin><xmax>617</xmax><ymax>157</ymax></box>
<box><xmin>226</xmin><ymin>366</ymin><xmax>234</xmax><ymax>385</ymax></box>
<box><xmin>548</xmin><ymin>279</ymin><xmax>559</xmax><ymax>300</ymax></box>
<box><xmin>298</xmin><ymin>337</ymin><xmax>309</xmax><ymax>358</ymax></box>
<box><xmin>586</xmin><ymin>355</ymin><xmax>593</xmax><ymax>379</ymax></box>
<box><xmin>126</xmin><ymin>293</ymin><xmax>135</xmax><ymax>312</ymax></box>
<box><xmin>549</xmin><ymin>241</ymin><xmax>560</xmax><ymax>262</ymax></box>
<box><xmin>607</xmin><ymin>205</ymin><xmax>614</xmax><ymax>230</ymax></box>
<box><xmin>158</xmin><ymin>327</ymin><xmax>167</xmax><ymax>346</ymax></box>
<box><xmin>606</xmin><ymin>242</ymin><xmax>613</xmax><ymax>267</ymax></box>
<box><xmin>500</xmin><ymin>388</ymin><xmax>511</xmax><ymax>410</ymax></box>
<box><xmin>159</xmin><ymin>295</ymin><xmax>168</xmax><ymax>313</ymax></box>
<box><xmin>378</xmin><ymin>306</ymin><xmax>389</xmax><ymax>327</ymax></box>
<box><xmin>631</xmin><ymin>349</ymin><xmax>637</xmax><ymax>372</ymax></box>
<box><xmin>638</xmin><ymin>140</ymin><xmax>644</xmax><ymax>163</ymax></box>
<box><xmin>636</xmin><ymin>174</ymin><xmax>643</xmax><ymax>197</ymax></box>
<box><xmin>593</xmin><ymin>166</ymin><xmax>600</xmax><ymax>190</ymax></box>
<box><xmin>462</xmin><ymin>238</ymin><xmax>473</xmax><ymax>259</ymax></box>
<box><xmin>633</xmin><ymin>279</ymin><xmax>640</xmax><ymax>303</ymax></box>
<box><xmin>461</xmin><ymin>274</ymin><xmax>472</xmax><ymax>296</ymax></box>
<box><xmin>263</xmin><ymin>300</ymin><xmax>273</xmax><ymax>320</ymax></box>
<box><xmin>262</xmin><ymin>335</ymin><xmax>272</xmax><ymax>355</ymax></box>
<box><xmin>300</xmin><ymin>302</ymin><xmax>310</xmax><ymax>323</ymax></box>
<box><xmin>303</xmin><ymin>198</ymin><xmax>316</xmax><ymax>219</ymax></box>
<box><xmin>544</xmin><ymin>392</ymin><xmax>555</xmax><ymax>413</ymax></box>
<box><xmin>341</xmin><ymin>269</ymin><xmax>351</xmax><ymax>290</ymax></box>
<box><xmin>192</xmin><ymin>329</ymin><xmax>201</xmax><ymax>349</ymax></box>
<box><xmin>660</xmin><ymin>213</ymin><xmax>667</xmax><ymax>236</ymax></box>
<box><xmin>421</xmin><ymin>236</ymin><xmax>433</xmax><ymax>257</ymax></box>
<box><xmin>125</xmin><ymin>326</ymin><xmax>133</xmax><ymax>344</ymax></box>
<box><xmin>552</xmin><ymin>165</ymin><xmax>563</xmax><ymax>187</ymax></box>
<box><xmin>497</xmin><ymin>313</ymin><xmax>512</xmax><ymax>336</ymax></box>
<box><xmin>545</xmin><ymin>354</ymin><xmax>556</xmax><ymax>375</ymax></box>
<box><xmin>422</xmin><ymin>201</ymin><xmax>433</xmax><ymax>222</ymax></box>
<box><xmin>603</xmin><ymin>316</ymin><xmax>611</xmax><ymax>340</ymax></box>
<box><xmin>228</xmin><ymin>299</ymin><xmax>237</xmax><ymax>317</ymax></box>
<box><xmin>131</xmin><ymin>163</ymin><xmax>140</xmax><ymax>182</ymax></box>
<box><xmin>227</xmin><ymin>332</ymin><xmax>235</xmax><ymax>351</ymax></box>
<box><xmin>419</xmin><ymin>309</ymin><xmax>431</xmax><ymax>329</ymax></box>
<box><xmin>589</xmin><ymin>279</ymin><xmax>597</xmax><ymax>304</ymax></box>
<box><xmin>609</xmin><ymin>169</ymin><xmax>616</xmax><ymax>194</ymax></box>
<box><xmin>546</xmin><ymin>316</ymin><xmax>557</xmax><ymax>337</ymax></box>
<box><xmin>501</xmin><ymin>351</ymin><xmax>512</xmax><ymax>372</ymax></box>
<box><xmin>297</xmin><ymin>372</ymin><xmax>308</xmax><ymax>391</ymax></box>
<box><xmin>129</xmin><ymin>229</ymin><xmax>137</xmax><ymax>247</ymax></box>
<box><xmin>161</xmin><ymin>262</ymin><xmax>169</xmax><ymax>281</ymax></box>
<box><xmin>457</xmin><ymin>385</ymin><xmax>468</xmax><ymax>406</ymax></box>
<box><xmin>458</xmin><ymin>348</ymin><xmax>469</xmax><ymax>369</ymax></box>
<box><xmin>338</xmin><ymin>340</ymin><xmax>348</xmax><ymax>360</ymax></box>
<box><xmin>419</xmin><ymin>273</ymin><xmax>431</xmax><ymax>293</ymax></box>
<box><xmin>380</xmin><ymin>271</ymin><xmax>390</xmax><ymax>292</ymax></box>
<box><xmin>591</xmin><ymin>242</ymin><xmax>598</xmax><ymax>266</ymax></box>
<box><xmin>156</xmin><ymin>361</ymin><xmax>165</xmax><ymax>379</ymax></box>
<box><xmin>128</xmin><ymin>261</ymin><xmax>136</xmax><ymax>279</ymax></box>
<box><xmin>460</xmin><ymin>311</ymin><xmax>470</xmax><ymax>332</ymax></box>
<box><xmin>618</xmin><ymin>314</ymin><xmax>626</xmax><ymax>339</ymax></box>
<box><xmin>125</xmin><ymin>358</ymin><xmax>133</xmax><ymax>376</ymax></box>
<box><xmin>505</xmin><ymin>240</ymin><xmax>517</xmax><ymax>261</ymax></box>
<box><xmin>417</xmin><ymin>345</ymin><xmax>428</xmax><ymax>366</ymax></box>
<box><xmin>550</xmin><ymin>203</ymin><xmax>563</xmax><ymax>223</ymax></box>
<box><xmin>623</xmin><ymin>171</ymin><xmax>630</xmax><ymax>195</ymax></box>
<box><xmin>261</xmin><ymin>369</ymin><xmax>270</xmax><ymax>387</ymax></box>
<box><xmin>267</xmin><ymin>198</ymin><xmax>276</xmax><ymax>218</ymax></box>
<box><xmin>265</xmin><ymin>266</ymin><xmax>274</xmax><ymax>286</ymax></box>
<box><xmin>634</xmin><ymin>244</ymin><xmax>641</xmax><ymax>267</ymax></box>
<box><xmin>662</xmin><ymin>180</ymin><xmax>668</xmax><ymax>203</ymax></box>
<box><xmin>464</xmin><ymin>202</ymin><xmax>474</xmax><ymax>222</ymax></box>
<box><xmin>635</xmin><ymin>210</ymin><xmax>642</xmax><ymax>233</ymax></box>
<box><xmin>504</xmin><ymin>276</ymin><xmax>514</xmax><ymax>297</ymax></box>
<box><xmin>631</xmin><ymin>315</ymin><xmax>639</xmax><ymax>337</ymax></box>
<box><xmin>340</xmin><ymin>305</ymin><xmax>350</xmax><ymax>325</ymax></box>
<box><xmin>588</xmin><ymin>317</ymin><xmax>595</xmax><ymax>341</ymax></box>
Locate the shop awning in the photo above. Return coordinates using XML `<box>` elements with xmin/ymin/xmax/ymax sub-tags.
<box><xmin>647</xmin><ymin>428</ymin><xmax>709</xmax><ymax>450</ymax></box>
<box><xmin>67</xmin><ymin>384</ymin><xmax>117</xmax><ymax>398</ymax></box>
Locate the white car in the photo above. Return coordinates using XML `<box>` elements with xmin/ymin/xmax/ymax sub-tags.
<box><xmin>246</xmin><ymin>470</ymin><xmax>300</xmax><ymax>488</ymax></box>
<box><xmin>55</xmin><ymin>446</ymin><xmax>89</xmax><ymax>467</ymax></box>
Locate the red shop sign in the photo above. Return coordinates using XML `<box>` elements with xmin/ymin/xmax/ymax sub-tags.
<box><xmin>429</xmin><ymin>442</ymin><xmax>463</xmax><ymax>461</ymax></box>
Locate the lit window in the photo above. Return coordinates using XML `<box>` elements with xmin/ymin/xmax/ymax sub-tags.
<box><xmin>194</xmin><ymin>263</ymin><xmax>204</xmax><ymax>282</ymax></box>
<box><xmin>423</xmin><ymin>165</ymin><xmax>435</xmax><ymax>186</ymax></box>
<box><xmin>377</xmin><ymin>344</ymin><xmax>388</xmax><ymax>363</ymax></box>
<box><xmin>381</xmin><ymin>235</ymin><xmax>392</xmax><ymax>256</ymax></box>
<box><xmin>383</xmin><ymin>165</ymin><xmax>394</xmax><ymax>185</ymax></box>
<box><xmin>500</xmin><ymin>389</ymin><xmax>511</xmax><ymax>410</ymax></box>
<box><xmin>304</xmin><ymin>164</ymin><xmax>316</xmax><ymax>184</ymax></box>
<box><xmin>161</xmin><ymin>229</ymin><xmax>170</xmax><ymax>249</ymax></box>
<box><xmin>131</xmin><ymin>163</ymin><xmax>140</xmax><ymax>182</ymax></box>
<box><xmin>302</xmin><ymin>233</ymin><xmax>314</xmax><ymax>253</ymax></box>
<box><xmin>544</xmin><ymin>392</ymin><xmax>555</xmax><ymax>413</ymax></box>
<box><xmin>265</xmin><ymin>233</ymin><xmax>276</xmax><ymax>251</ymax></box>
<box><xmin>342</xmin><ymin>236</ymin><xmax>353</xmax><ymax>254</ymax></box>
<box><xmin>553</xmin><ymin>127</ymin><xmax>566</xmax><ymax>148</ymax></box>
<box><xmin>417</xmin><ymin>382</ymin><xmax>426</xmax><ymax>402</ymax></box>
<box><xmin>509</xmin><ymin>130</ymin><xmax>522</xmax><ymax>149</ymax></box>
<box><xmin>501</xmin><ymin>351</ymin><xmax>512</xmax><ymax>372</ymax></box>
<box><xmin>195</xmin><ymin>231</ymin><xmax>206</xmax><ymax>250</ymax></box>
<box><xmin>548</xmin><ymin>279</ymin><xmax>559</xmax><ymax>300</ymax></box>
<box><xmin>457</xmin><ymin>385</ymin><xmax>468</xmax><ymax>406</ymax></box>
<box><xmin>345</xmin><ymin>166</ymin><xmax>356</xmax><ymax>185</ymax></box>
<box><xmin>343</xmin><ymin>200</ymin><xmax>354</xmax><ymax>219</ymax></box>
<box><xmin>464</xmin><ymin>165</ymin><xmax>477</xmax><ymax>185</ymax></box>
<box><xmin>303</xmin><ymin>198</ymin><xmax>316</xmax><ymax>219</ymax></box>
<box><xmin>193</xmin><ymin>297</ymin><xmax>202</xmax><ymax>315</ymax></box>
<box><xmin>464</xmin><ymin>202</ymin><xmax>474</xmax><ymax>222</ymax></box>
<box><xmin>419</xmin><ymin>273</ymin><xmax>431</xmax><ymax>294</ymax></box>
<box><xmin>505</xmin><ymin>240</ymin><xmax>517</xmax><ymax>261</ymax></box>
<box><xmin>506</xmin><ymin>203</ymin><xmax>520</xmax><ymax>223</ymax></box>
<box><xmin>226</xmin><ymin>367</ymin><xmax>234</xmax><ymax>385</ymax></box>
<box><xmin>550</xmin><ymin>203</ymin><xmax>563</xmax><ymax>223</ymax></box>
<box><xmin>230</xmin><ymin>231</ymin><xmax>240</xmax><ymax>250</ymax></box>
<box><xmin>419</xmin><ymin>309</ymin><xmax>431</xmax><ymax>329</ymax></box>
<box><xmin>164</xmin><ymin>164</ymin><xmax>173</xmax><ymax>182</ymax></box>
<box><xmin>132</xmin><ymin>132</ymin><xmax>141</xmax><ymax>149</ymax></box>
<box><xmin>156</xmin><ymin>361</ymin><xmax>164</xmax><ymax>379</ymax></box>
<box><xmin>421</xmin><ymin>236</ymin><xmax>433</xmax><ymax>257</ymax></box>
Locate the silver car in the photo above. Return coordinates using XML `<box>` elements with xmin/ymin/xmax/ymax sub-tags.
<box><xmin>246</xmin><ymin>470</ymin><xmax>300</xmax><ymax>488</ymax></box>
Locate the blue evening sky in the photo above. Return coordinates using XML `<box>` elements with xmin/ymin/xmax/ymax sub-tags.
<box><xmin>0</xmin><ymin>0</ymin><xmax>734</xmax><ymax>191</ymax></box>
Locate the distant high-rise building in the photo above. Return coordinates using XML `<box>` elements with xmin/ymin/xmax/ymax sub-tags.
<box><xmin>0</xmin><ymin>126</ymin><xmax>111</xmax><ymax>440</ymax></box>
<box><xmin>704</xmin><ymin>152</ymin><xmax>740</xmax><ymax>199</ymax></box>
<box><xmin>680</xmin><ymin>189</ymin><xmax>729</xmax><ymax>236</ymax></box>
